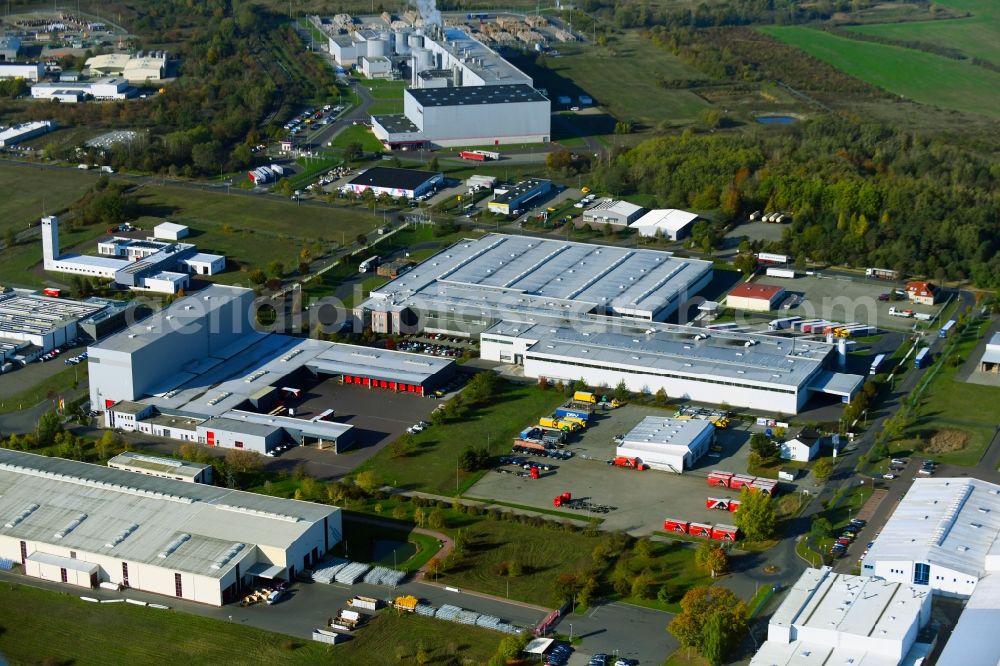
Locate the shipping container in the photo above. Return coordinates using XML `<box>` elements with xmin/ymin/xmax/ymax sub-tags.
<box><xmin>914</xmin><ymin>347</ymin><xmax>931</xmax><ymax>369</ymax></box>
<box><xmin>766</xmin><ymin>267</ymin><xmax>796</xmax><ymax>279</ymax></box>
<box><xmin>573</xmin><ymin>391</ymin><xmax>597</xmax><ymax>404</ymax></box>
<box><xmin>42</xmin><ymin>287</ymin><xmax>61</xmax><ymax>298</ymax></box>
<box><xmin>706</xmin><ymin>497</ymin><xmax>734</xmax><ymax>511</ymax></box>
<box><xmin>688</xmin><ymin>522</ymin><xmax>713</xmax><ymax>537</ymax></box>
<box><xmin>729</xmin><ymin>474</ymin><xmax>756</xmax><ymax>490</ymax></box>
<box><xmin>711</xmin><ymin>524</ymin><xmax>739</xmax><ymax>541</ymax></box>
<box><xmin>939</xmin><ymin>319</ymin><xmax>956</xmax><ymax>338</ymax></box>
<box><xmin>555</xmin><ymin>406</ymin><xmax>592</xmax><ymax>423</ymax></box>
<box><xmin>707</xmin><ymin>470</ymin><xmax>734</xmax><ymax>487</ymax></box>
<box><xmin>663</xmin><ymin>518</ymin><xmax>689</xmax><ymax>533</ymax></box>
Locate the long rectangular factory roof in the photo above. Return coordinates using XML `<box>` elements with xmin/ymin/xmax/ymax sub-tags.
<box><xmin>484</xmin><ymin>319</ymin><xmax>832</xmax><ymax>390</ymax></box>
<box><xmin>361</xmin><ymin>234</ymin><xmax>713</xmax><ymax>320</ymax></box>
<box><xmin>0</xmin><ymin>291</ymin><xmax>107</xmax><ymax>338</ymax></box>
<box><xmin>0</xmin><ymin>449</ymin><xmax>337</xmax><ymax>579</ymax></box>
<box><xmin>407</xmin><ymin>83</ymin><xmax>546</xmax><ymax>107</ymax></box>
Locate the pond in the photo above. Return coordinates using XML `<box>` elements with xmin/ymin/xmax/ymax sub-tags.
<box><xmin>756</xmin><ymin>115</ymin><xmax>798</xmax><ymax>125</ymax></box>
<box><xmin>372</xmin><ymin>538</ymin><xmax>416</xmax><ymax>567</ymax></box>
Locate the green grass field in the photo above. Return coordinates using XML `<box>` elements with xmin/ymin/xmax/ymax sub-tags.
<box><xmin>128</xmin><ymin>184</ymin><xmax>384</xmax><ymax>279</ymax></box>
<box><xmin>329</xmin><ymin>124</ymin><xmax>386</xmax><ymax>152</ymax></box>
<box><xmin>512</xmin><ymin>31</ymin><xmax>710</xmax><ymax>131</ymax></box>
<box><xmin>760</xmin><ymin>26</ymin><xmax>1000</xmax><ymax>119</ymax></box>
<box><xmin>0</xmin><ymin>583</ymin><xmax>501</xmax><ymax>666</ymax></box>
<box><xmin>900</xmin><ymin>316</ymin><xmax>1000</xmax><ymax>466</ymax></box>
<box><xmin>607</xmin><ymin>539</ymin><xmax>712</xmax><ymax>613</ymax></box>
<box><xmin>849</xmin><ymin>0</ymin><xmax>1000</xmax><ymax>65</ymax></box>
<box><xmin>355</xmin><ymin>382</ymin><xmax>566</xmax><ymax>496</ymax></box>
<box><xmin>0</xmin><ymin>164</ymin><xmax>98</xmax><ymax>234</ymax></box>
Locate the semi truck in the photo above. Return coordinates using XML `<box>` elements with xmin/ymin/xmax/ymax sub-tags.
<box><xmin>555</xmin><ymin>403</ymin><xmax>593</xmax><ymax>423</ymax></box>
<box><xmin>888</xmin><ymin>307</ymin><xmax>914</xmax><ymax>318</ymax></box>
<box><xmin>866</xmin><ymin>267</ymin><xmax>899</xmax><ymax>280</ymax></box>
<box><xmin>539</xmin><ymin>417</ymin><xmax>581</xmax><ymax>432</ymax></box>
<box><xmin>608</xmin><ymin>456</ymin><xmax>645</xmax><ymax>470</ymax></box>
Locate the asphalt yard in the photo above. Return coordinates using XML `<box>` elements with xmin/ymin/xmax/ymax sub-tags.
<box><xmin>466</xmin><ymin>404</ymin><xmax>761</xmax><ymax>535</ymax></box>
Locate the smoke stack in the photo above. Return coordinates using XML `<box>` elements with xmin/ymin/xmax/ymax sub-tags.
<box><xmin>41</xmin><ymin>216</ymin><xmax>60</xmax><ymax>267</ymax></box>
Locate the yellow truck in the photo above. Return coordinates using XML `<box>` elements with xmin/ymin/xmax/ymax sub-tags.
<box><xmin>573</xmin><ymin>391</ymin><xmax>597</xmax><ymax>404</ymax></box>
<box><xmin>561</xmin><ymin>415</ymin><xmax>588</xmax><ymax>429</ymax></box>
<box><xmin>540</xmin><ymin>417</ymin><xmax>581</xmax><ymax>432</ymax></box>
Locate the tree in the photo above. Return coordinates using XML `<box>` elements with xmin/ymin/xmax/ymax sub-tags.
<box><xmin>95</xmin><ymin>430</ymin><xmax>120</xmax><ymax>459</ymax></box>
<box><xmin>813</xmin><ymin>457</ymin><xmax>834</xmax><ymax>482</ymax></box>
<box><xmin>734</xmin><ymin>488</ymin><xmax>776</xmax><ymax>542</ymax></box>
<box><xmin>654</xmin><ymin>387</ymin><xmax>668</xmax><ymax>406</ymax></box>
<box><xmin>706</xmin><ymin>547</ymin><xmax>729</xmax><ymax>576</ymax></box>
<box><xmin>425</xmin><ymin>556</ymin><xmax>443</xmax><ymax>580</ymax></box>
<box><xmin>428</xmin><ymin>156</ymin><xmax>439</xmax><ymax>171</ymax></box>
<box><xmin>389</xmin><ymin>432</ymin><xmax>416</xmax><ymax>459</ymax></box>
<box><xmin>4</xmin><ymin>228</ymin><xmax>16</xmax><ymax>249</ymax></box>
<box><xmin>36</xmin><ymin>411</ymin><xmax>63</xmax><ymax>447</ymax></box>
<box><xmin>551</xmin><ymin>571</ymin><xmax>584</xmax><ymax>605</ymax></box>
<box><xmin>354</xmin><ymin>470</ymin><xmax>379</xmax><ymax>495</ymax></box>
<box><xmin>392</xmin><ymin>505</ymin><xmax>408</xmax><ymax>521</ymax></box>
<box><xmin>427</xmin><ymin>508</ymin><xmax>445</xmax><ymax>529</ymax></box>
<box><xmin>267</xmin><ymin>260</ymin><xmax>285</xmax><ymax>278</ymax></box>
<box><xmin>344</xmin><ymin>141</ymin><xmax>363</xmax><ymax>161</ymax></box>
<box><xmin>613</xmin><ymin>379</ymin><xmax>629</xmax><ymax>402</ymax></box>
<box><xmin>464</xmin><ymin>371</ymin><xmax>500</xmax><ymax>404</ymax></box>
<box><xmin>810</xmin><ymin>516</ymin><xmax>833</xmax><ymax>541</ymax></box>
<box><xmin>224</xmin><ymin>448</ymin><xmax>263</xmax><ymax>473</ymax></box>
<box><xmin>749</xmin><ymin>432</ymin><xmax>779</xmax><ymax>461</ymax></box>
<box><xmin>668</xmin><ymin>587</ymin><xmax>747</xmax><ymax>664</ymax></box>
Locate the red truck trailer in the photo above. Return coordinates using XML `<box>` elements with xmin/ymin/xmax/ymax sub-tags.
<box><xmin>749</xmin><ymin>479</ymin><xmax>779</xmax><ymax>496</ymax></box>
<box><xmin>706</xmin><ymin>497</ymin><xmax>735</xmax><ymax>511</ymax></box>
<box><xmin>688</xmin><ymin>522</ymin><xmax>713</xmax><ymax>537</ymax></box>
<box><xmin>609</xmin><ymin>456</ymin><xmax>646</xmax><ymax>470</ymax></box>
<box><xmin>707</xmin><ymin>470</ymin><xmax>734</xmax><ymax>488</ymax></box>
<box><xmin>711</xmin><ymin>524</ymin><xmax>739</xmax><ymax>542</ymax></box>
<box><xmin>729</xmin><ymin>474</ymin><xmax>757</xmax><ymax>490</ymax></box>
<box><xmin>663</xmin><ymin>518</ymin><xmax>689</xmax><ymax>533</ymax></box>
<box><xmin>458</xmin><ymin>151</ymin><xmax>487</xmax><ymax>161</ymax></box>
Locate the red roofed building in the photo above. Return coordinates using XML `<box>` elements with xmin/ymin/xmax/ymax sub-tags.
<box><xmin>906</xmin><ymin>281</ymin><xmax>937</xmax><ymax>306</ymax></box>
<box><xmin>726</xmin><ymin>282</ymin><xmax>786</xmax><ymax>312</ymax></box>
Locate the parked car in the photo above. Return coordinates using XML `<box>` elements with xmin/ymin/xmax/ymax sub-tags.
<box><xmin>850</xmin><ymin>519</ymin><xmax>867</xmax><ymax>527</ymax></box>
<box><xmin>883</xmin><ymin>473</ymin><xmax>897</xmax><ymax>480</ymax></box>
<box><xmin>890</xmin><ymin>458</ymin><xmax>906</xmax><ymax>465</ymax></box>
<box><xmin>918</xmin><ymin>468</ymin><xmax>934</xmax><ymax>476</ymax></box>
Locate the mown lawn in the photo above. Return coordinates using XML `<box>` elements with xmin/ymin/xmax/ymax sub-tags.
<box><xmin>355</xmin><ymin>382</ymin><xmax>566</xmax><ymax>496</ymax></box>
<box><xmin>329</xmin><ymin>124</ymin><xmax>386</xmax><ymax>152</ymax></box>
<box><xmin>0</xmin><ymin>583</ymin><xmax>500</xmax><ymax>666</ymax></box>
<box><xmin>0</xmin><ymin>164</ymin><xmax>97</xmax><ymax>235</ymax></box>
<box><xmin>760</xmin><ymin>26</ymin><xmax>1000</xmax><ymax>119</ymax></box>
<box><xmin>900</xmin><ymin>316</ymin><xmax>1000</xmax><ymax>466</ymax></box>
<box><xmin>606</xmin><ymin>539</ymin><xmax>713</xmax><ymax>613</ymax></box>
<box><xmin>849</xmin><ymin>0</ymin><xmax>1000</xmax><ymax>65</ymax></box>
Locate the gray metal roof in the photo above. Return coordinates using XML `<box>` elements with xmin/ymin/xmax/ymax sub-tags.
<box><xmin>622</xmin><ymin>416</ymin><xmax>713</xmax><ymax>453</ymax></box>
<box><xmin>407</xmin><ymin>83</ymin><xmax>546</xmax><ymax>107</ymax></box>
<box><xmin>936</xmin><ymin>573</ymin><xmax>1000</xmax><ymax>666</ymax></box>
<box><xmin>492</xmin><ymin>179</ymin><xmax>550</xmax><ymax>205</ymax></box>
<box><xmin>372</xmin><ymin>113</ymin><xmax>420</xmax><ymax>134</ymax></box>
<box><xmin>199</xmin><ymin>417</ymin><xmax>282</xmax><ymax>439</ymax></box>
<box><xmin>362</xmin><ymin>234</ymin><xmax>713</xmax><ymax>321</ymax></box>
<box><xmin>0</xmin><ymin>291</ymin><xmax>107</xmax><ymax>339</ymax></box>
<box><xmin>425</xmin><ymin>27</ymin><xmax>533</xmax><ymax>86</ymax></box>
<box><xmin>862</xmin><ymin>477</ymin><xmax>1000</xmax><ymax>579</ymax></box>
<box><xmin>90</xmin><ymin>284</ymin><xmax>251</xmax><ymax>355</ymax></box>
<box><xmin>108</xmin><ymin>452</ymin><xmax>210</xmax><ymax>478</ymax></box>
<box><xmin>486</xmin><ymin>320</ymin><xmax>831</xmax><ymax>390</ymax></box>
<box><xmin>0</xmin><ymin>449</ymin><xmax>338</xmax><ymax>578</ymax></box>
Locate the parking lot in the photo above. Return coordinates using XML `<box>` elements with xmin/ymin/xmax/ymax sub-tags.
<box><xmin>466</xmin><ymin>403</ymin><xmax>775</xmax><ymax>536</ymax></box>
<box><xmin>269</xmin><ymin>379</ymin><xmax>448</xmax><ymax>479</ymax></box>
<box><xmin>748</xmin><ymin>273</ymin><xmax>943</xmax><ymax>332</ymax></box>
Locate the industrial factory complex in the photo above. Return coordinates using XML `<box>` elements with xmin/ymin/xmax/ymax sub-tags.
<box><xmin>42</xmin><ymin>216</ymin><xmax>225</xmax><ymax>294</ymax></box>
<box><xmin>0</xmin><ymin>448</ymin><xmax>341</xmax><ymax>606</ymax></box>
<box><xmin>329</xmin><ymin>23</ymin><xmax>550</xmax><ymax>147</ymax></box>
<box><xmin>352</xmin><ymin>234</ymin><xmax>864</xmax><ymax>414</ymax></box>
<box><xmin>90</xmin><ymin>285</ymin><xmax>455</xmax><ymax>454</ymax></box>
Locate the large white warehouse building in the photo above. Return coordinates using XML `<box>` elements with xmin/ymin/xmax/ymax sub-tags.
<box><xmin>0</xmin><ymin>449</ymin><xmax>341</xmax><ymax>606</ymax></box>
<box><xmin>354</xmin><ymin>234</ymin><xmax>714</xmax><ymax>336</ymax></box>
<box><xmin>750</xmin><ymin>567</ymin><xmax>932</xmax><ymax>666</ymax></box>
<box><xmin>861</xmin><ymin>477</ymin><xmax>1000</xmax><ymax>598</ymax></box>
<box><xmin>89</xmin><ymin>285</ymin><xmax>455</xmax><ymax>454</ymax></box>
<box><xmin>480</xmin><ymin>320</ymin><xmax>854</xmax><ymax>415</ymax></box>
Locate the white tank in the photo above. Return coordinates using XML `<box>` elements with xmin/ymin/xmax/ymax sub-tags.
<box><xmin>408</xmin><ymin>33</ymin><xmax>424</xmax><ymax>49</ymax></box>
<box><xmin>367</xmin><ymin>39</ymin><xmax>388</xmax><ymax>58</ymax></box>
<box><xmin>394</xmin><ymin>30</ymin><xmax>410</xmax><ymax>55</ymax></box>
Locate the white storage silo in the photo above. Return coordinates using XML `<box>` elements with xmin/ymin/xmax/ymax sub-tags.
<box><xmin>394</xmin><ymin>30</ymin><xmax>410</xmax><ymax>55</ymax></box>
<box><xmin>367</xmin><ymin>38</ymin><xmax>388</xmax><ymax>58</ymax></box>
<box><xmin>408</xmin><ymin>33</ymin><xmax>424</xmax><ymax>50</ymax></box>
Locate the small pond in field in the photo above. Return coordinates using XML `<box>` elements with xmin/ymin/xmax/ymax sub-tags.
<box><xmin>756</xmin><ymin>115</ymin><xmax>798</xmax><ymax>125</ymax></box>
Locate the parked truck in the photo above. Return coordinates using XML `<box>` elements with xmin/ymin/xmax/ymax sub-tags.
<box><xmin>608</xmin><ymin>456</ymin><xmax>645</xmax><ymax>470</ymax></box>
<box><xmin>540</xmin><ymin>417</ymin><xmax>581</xmax><ymax>432</ymax></box>
<box><xmin>555</xmin><ymin>403</ymin><xmax>593</xmax><ymax>423</ymax></box>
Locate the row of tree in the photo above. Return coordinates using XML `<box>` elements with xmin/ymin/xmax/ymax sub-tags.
<box><xmin>588</xmin><ymin>115</ymin><xmax>1000</xmax><ymax>287</ymax></box>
